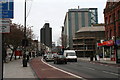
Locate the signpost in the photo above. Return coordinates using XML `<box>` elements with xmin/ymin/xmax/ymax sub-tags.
<box><xmin>0</xmin><ymin>0</ymin><xmax>14</xmax><ymax>80</ymax></box>
<box><xmin>0</xmin><ymin>19</ymin><xmax>10</xmax><ymax>33</ymax></box>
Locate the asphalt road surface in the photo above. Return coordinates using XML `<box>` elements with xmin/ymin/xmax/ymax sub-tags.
<box><xmin>46</xmin><ymin>59</ymin><xmax>120</xmax><ymax>80</ymax></box>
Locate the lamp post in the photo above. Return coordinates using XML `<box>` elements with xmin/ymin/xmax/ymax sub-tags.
<box><xmin>22</xmin><ymin>0</ymin><xmax>28</xmax><ymax>67</ymax></box>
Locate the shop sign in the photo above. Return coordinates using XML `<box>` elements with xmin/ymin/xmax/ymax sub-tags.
<box><xmin>97</xmin><ymin>40</ymin><xmax>114</xmax><ymax>47</ymax></box>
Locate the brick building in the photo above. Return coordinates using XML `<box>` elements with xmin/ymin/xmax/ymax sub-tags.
<box><xmin>104</xmin><ymin>1</ymin><xmax>120</xmax><ymax>40</ymax></box>
<box><xmin>104</xmin><ymin>1</ymin><xmax>120</xmax><ymax>61</ymax></box>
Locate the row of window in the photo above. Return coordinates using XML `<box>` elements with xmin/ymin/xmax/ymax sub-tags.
<box><xmin>106</xmin><ymin>22</ymin><xmax>120</xmax><ymax>39</ymax></box>
<box><xmin>105</xmin><ymin>10</ymin><xmax>120</xmax><ymax>25</ymax></box>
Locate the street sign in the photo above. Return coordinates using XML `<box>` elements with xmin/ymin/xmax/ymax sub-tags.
<box><xmin>0</xmin><ymin>19</ymin><xmax>10</xmax><ymax>33</ymax></box>
<box><xmin>0</xmin><ymin>19</ymin><xmax>10</xmax><ymax>25</ymax></box>
<box><xmin>0</xmin><ymin>0</ymin><xmax>14</xmax><ymax>18</ymax></box>
<box><xmin>0</xmin><ymin>25</ymin><xmax>10</xmax><ymax>33</ymax></box>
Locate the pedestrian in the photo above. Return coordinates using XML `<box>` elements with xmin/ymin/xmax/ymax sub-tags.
<box><xmin>95</xmin><ymin>55</ymin><xmax>97</xmax><ymax>61</ymax></box>
<box><xmin>26</xmin><ymin>50</ymin><xmax>29</xmax><ymax>62</ymax></box>
<box><xmin>32</xmin><ymin>52</ymin><xmax>35</xmax><ymax>58</ymax></box>
<box><xmin>29</xmin><ymin>52</ymin><xmax>31</xmax><ymax>58</ymax></box>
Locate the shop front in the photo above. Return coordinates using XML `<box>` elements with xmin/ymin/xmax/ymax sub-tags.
<box><xmin>116</xmin><ymin>38</ymin><xmax>120</xmax><ymax>63</ymax></box>
<box><xmin>97</xmin><ymin>40</ymin><xmax>114</xmax><ymax>60</ymax></box>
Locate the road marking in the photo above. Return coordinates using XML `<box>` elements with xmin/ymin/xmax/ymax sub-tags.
<box><xmin>102</xmin><ymin>71</ymin><xmax>119</xmax><ymax>76</ymax></box>
<box><xmin>87</xmin><ymin>68</ymin><xmax>95</xmax><ymax>70</ymax></box>
<box><xmin>84</xmin><ymin>67</ymin><xmax>95</xmax><ymax>70</ymax></box>
<box><xmin>41</xmin><ymin>58</ymin><xmax>85</xmax><ymax>79</ymax></box>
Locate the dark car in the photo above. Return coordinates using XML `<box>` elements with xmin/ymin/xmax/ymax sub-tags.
<box><xmin>54</xmin><ymin>55</ymin><xmax>67</xmax><ymax>64</ymax></box>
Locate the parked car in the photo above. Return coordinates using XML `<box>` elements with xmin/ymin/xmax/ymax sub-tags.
<box><xmin>45</xmin><ymin>54</ymin><xmax>54</xmax><ymax>62</ymax></box>
<box><xmin>54</xmin><ymin>54</ymin><xmax>67</xmax><ymax>64</ymax></box>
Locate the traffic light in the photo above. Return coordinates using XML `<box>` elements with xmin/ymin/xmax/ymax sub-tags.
<box><xmin>22</xmin><ymin>39</ymin><xmax>29</xmax><ymax>46</ymax></box>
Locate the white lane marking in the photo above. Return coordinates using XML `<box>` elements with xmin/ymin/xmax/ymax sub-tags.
<box><xmin>84</xmin><ymin>66</ymin><xmax>95</xmax><ymax>71</ymax></box>
<box><xmin>102</xmin><ymin>71</ymin><xmax>119</xmax><ymax>76</ymax></box>
<box><xmin>41</xmin><ymin>58</ymin><xmax>85</xmax><ymax>79</ymax></box>
<box><xmin>87</xmin><ymin>68</ymin><xmax>95</xmax><ymax>70</ymax></box>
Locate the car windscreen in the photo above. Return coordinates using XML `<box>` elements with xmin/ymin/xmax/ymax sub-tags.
<box><xmin>58</xmin><ymin>55</ymin><xmax>65</xmax><ymax>58</ymax></box>
<box><xmin>67</xmin><ymin>53</ymin><xmax>76</xmax><ymax>56</ymax></box>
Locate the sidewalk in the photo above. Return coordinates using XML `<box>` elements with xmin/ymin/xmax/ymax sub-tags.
<box><xmin>3</xmin><ymin>58</ymin><xmax>37</xmax><ymax>79</ymax></box>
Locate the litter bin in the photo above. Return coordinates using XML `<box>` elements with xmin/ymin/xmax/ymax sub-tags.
<box><xmin>23</xmin><ymin>58</ymin><xmax>27</xmax><ymax>67</ymax></box>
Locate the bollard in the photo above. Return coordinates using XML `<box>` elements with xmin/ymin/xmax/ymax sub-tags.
<box><xmin>23</xmin><ymin>58</ymin><xmax>27</xmax><ymax>67</ymax></box>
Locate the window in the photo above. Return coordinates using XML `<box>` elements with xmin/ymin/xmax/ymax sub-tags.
<box><xmin>110</xmin><ymin>30</ymin><xmax>112</xmax><ymax>39</ymax></box>
<box><xmin>119</xmin><ymin>23</ymin><xmax>120</xmax><ymax>37</ymax></box>
<box><xmin>118</xmin><ymin>10</ymin><xmax>120</xmax><ymax>19</ymax></box>
<box><xmin>105</xmin><ymin>17</ymin><xmax>108</xmax><ymax>24</ymax></box>
<box><xmin>106</xmin><ymin>31</ymin><xmax>108</xmax><ymax>39</ymax></box>
<box><xmin>112</xmin><ymin>13</ymin><xmax>115</xmax><ymax>22</ymax></box>
<box><xmin>110</xmin><ymin>15</ymin><xmax>112</xmax><ymax>23</ymax></box>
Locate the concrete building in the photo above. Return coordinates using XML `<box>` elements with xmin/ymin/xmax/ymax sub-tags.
<box><xmin>73</xmin><ymin>25</ymin><xmax>105</xmax><ymax>57</ymax></box>
<box><xmin>40</xmin><ymin>23</ymin><xmax>52</xmax><ymax>48</ymax></box>
<box><xmin>63</xmin><ymin>8</ymin><xmax>98</xmax><ymax>49</ymax></box>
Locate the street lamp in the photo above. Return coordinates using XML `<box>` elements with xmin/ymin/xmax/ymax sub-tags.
<box><xmin>22</xmin><ymin>0</ymin><xmax>28</xmax><ymax>67</ymax></box>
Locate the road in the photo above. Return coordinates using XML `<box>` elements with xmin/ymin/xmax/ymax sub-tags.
<box><xmin>46</xmin><ymin>59</ymin><xmax>120</xmax><ymax>80</ymax></box>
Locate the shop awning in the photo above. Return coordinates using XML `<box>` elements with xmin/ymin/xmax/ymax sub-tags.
<box><xmin>97</xmin><ymin>40</ymin><xmax>114</xmax><ymax>47</ymax></box>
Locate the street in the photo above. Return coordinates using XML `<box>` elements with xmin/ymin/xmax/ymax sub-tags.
<box><xmin>46</xmin><ymin>58</ymin><xmax>120</xmax><ymax>79</ymax></box>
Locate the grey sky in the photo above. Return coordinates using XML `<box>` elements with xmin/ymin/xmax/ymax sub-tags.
<box><xmin>12</xmin><ymin>0</ymin><xmax>107</xmax><ymax>42</ymax></box>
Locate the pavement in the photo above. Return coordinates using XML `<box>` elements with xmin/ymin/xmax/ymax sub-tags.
<box><xmin>3</xmin><ymin>58</ymin><xmax>37</xmax><ymax>79</ymax></box>
<box><xmin>3</xmin><ymin>56</ymin><xmax>120</xmax><ymax>80</ymax></box>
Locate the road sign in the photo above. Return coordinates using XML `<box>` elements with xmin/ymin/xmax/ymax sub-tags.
<box><xmin>0</xmin><ymin>19</ymin><xmax>10</xmax><ymax>33</ymax></box>
<box><xmin>0</xmin><ymin>0</ymin><xmax>14</xmax><ymax>18</ymax></box>
<box><xmin>0</xmin><ymin>25</ymin><xmax>10</xmax><ymax>33</ymax></box>
<box><xmin>0</xmin><ymin>19</ymin><xmax>10</xmax><ymax>25</ymax></box>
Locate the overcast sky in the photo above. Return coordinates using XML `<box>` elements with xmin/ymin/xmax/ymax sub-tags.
<box><xmin>12</xmin><ymin>0</ymin><xmax>107</xmax><ymax>43</ymax></box>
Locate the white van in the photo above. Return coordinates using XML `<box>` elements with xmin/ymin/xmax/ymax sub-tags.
<box><xmin>63</xmin><ymin>50</ymin><xmax>77</xmax><ymax>62</ymax></box>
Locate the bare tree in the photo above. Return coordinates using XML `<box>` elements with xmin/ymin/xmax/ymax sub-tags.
<box><xmin>4</xmin><ymin>23</ymin><xmax>34</xmax><ymax>61</ymax></box>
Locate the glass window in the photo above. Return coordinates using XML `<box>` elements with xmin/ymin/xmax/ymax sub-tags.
<box><xmin>118</xmin><ymin>10</ymin><xmax>120</xmax><ymax>19</ymax></box>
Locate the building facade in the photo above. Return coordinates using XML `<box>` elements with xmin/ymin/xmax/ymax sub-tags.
<box><xmin>104</xmin><ymin>1</ymin><xmax>120</xmax><ymax>62</ymax></box>
<box><xmin>63</xmin><ymin>8</ymin><xmax>98</xmax><ymax>49</ymax></box>
<box><xmin>40</xmin><ymin>23</ymin><xmax>52</xmax><ymax>48</ymax></box>
<box><xmin>104</xmin><ymin>1</ymin><xmax>120</xmax><ymax>40</ymax></box>
<box><xmin>73</xmin><ymin>26</ymin><xmax>105</xmax><ymax>57</ymax></box>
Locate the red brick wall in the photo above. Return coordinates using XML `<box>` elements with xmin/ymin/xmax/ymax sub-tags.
<box><xmin>104</xmin><ymin>2</ymin><xmax>120</xmax><ymax>40</ymax></box>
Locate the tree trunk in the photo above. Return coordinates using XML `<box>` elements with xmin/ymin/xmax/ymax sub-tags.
<box><xmin>10</xmin><ymin>51</ymin><xmax>14</xmax><ymax>61</ymax></box>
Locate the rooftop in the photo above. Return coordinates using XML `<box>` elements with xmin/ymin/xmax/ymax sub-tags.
<box><xmin>77</xmin><ymin>26</ymin><xmax>105</xmax><ymax>33</ymax></box>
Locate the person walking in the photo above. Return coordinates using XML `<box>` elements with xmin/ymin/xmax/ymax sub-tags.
<box><xmin>26</xmin><ymin>50</ymin><xmax>29</xmax><ymax>62</ymax></box>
